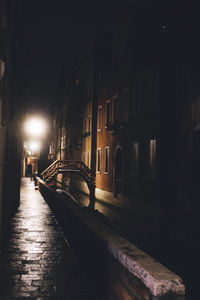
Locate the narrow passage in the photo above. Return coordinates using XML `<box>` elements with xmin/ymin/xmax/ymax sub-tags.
<box><xmin>0</xmin><ymin>178</ymin><xmax>95</xmax><ymax>300</ymax></box>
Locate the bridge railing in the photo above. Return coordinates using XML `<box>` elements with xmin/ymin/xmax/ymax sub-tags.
<box><xmin>77</xmin><ymin>161</ymin><xmax>95</xmax><ymax>187</ymax></box>
<box><xmin>41</xmin><ymin>160</ymin><xmax>95</xmax><ymax>188</ymax></box>
<box><xmin>41</xmin><ymin>160</ymin><xmax>58</xmax><ymax>181</ymax></box>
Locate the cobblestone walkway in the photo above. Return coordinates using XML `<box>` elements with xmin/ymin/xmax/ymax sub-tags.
<box><xmin>0</xmin><ymin>178</ymin><xmax>95</xmax><ymax>300</ymax></box>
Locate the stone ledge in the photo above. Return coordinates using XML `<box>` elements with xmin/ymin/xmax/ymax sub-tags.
<box><xmin>38</xmin><ymin>178</ymin><xmax>185</xmax><ymax>300</ymax></box>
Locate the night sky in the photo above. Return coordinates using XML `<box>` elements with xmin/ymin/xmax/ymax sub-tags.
<box><xmin>22</xmin><ymin>0</ymin><xmax>121</xmax><ymax>113</ymax></box>
<box><xmin>20</xmin><ymin>0</ymin><xmax>200</xmax><ymax>114</ymax></box>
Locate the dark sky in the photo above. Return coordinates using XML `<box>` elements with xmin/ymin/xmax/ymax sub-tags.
<box><xmin>23</xmin><ymin>1</ymin><xmax>88</xmax><ymax>111</ymax></box>
<box><xmin>20</xmin><ymin>0</ymin><xmax>200</xmax><ymax>114</ymax></box>
<box><xmin>22</xmin><ymin>0</ymin><xmax>123</xmax><ymax>113</ymax></box>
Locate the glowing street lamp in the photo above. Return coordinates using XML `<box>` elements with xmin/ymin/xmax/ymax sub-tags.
<box><xmin>24</xmin><ymin>117</ymin><xmax>46</xmax><ymax>137</ymax></box>
<box><xmin>28</xmin><ymin>141</ymin><xmax>40</xmax><ymax>153</ymax></box>
<box><xmin>22</xmin><ymin>116</ymin><xmax>47</xmax><ymax>178</ymax></box>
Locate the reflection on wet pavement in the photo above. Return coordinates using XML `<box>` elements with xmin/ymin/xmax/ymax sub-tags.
<box><xmin>0</xmin><ymin>178</ymin><xmax>95</xmax><ymax>299</ymax></box>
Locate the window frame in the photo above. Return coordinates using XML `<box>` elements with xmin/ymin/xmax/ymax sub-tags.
<box><xmin>147</xmin><ymin>138</ymin><xmax>157</xmax><ymax>178</ymax></box>
<box><xmin>88</xmin><ymin>116</ymin><xmax>91</xmax><ymax>134</ymax></box>
<box><xmin>97</xmin><ymin>106</ymin><xmax>102</xmax><ymax>131</ymax></box>
<box><xmin>131</xmin><ymin>142</ymin><xmax>139</xmax><ymax>177</ymax></box>
<box><xmin>112</xmin><ymin>95</ymin><xmax>118</xmax><ymax>123</ymax></box>
<box><xmin>104</xmin><ymin>147</ymin><xmax>109</xmax><ymax>174</ymax></box>
<box><xmin>97</xmin><ymin>148</ymin><xmax>101</xmax><ymax>173</ymax></box>
<box><xmin>83</xmin><ymin>118</ymin><xmax>87</xmax><ymax>134</ymax></box>
<box><xmin>87</xmin><ymin>151</ymin><xmax>90</xmax><ymax>168</ymax></box>
<box><xmin>105</xmin><ymin>100</ymin><xmax>111</xmax><ymax>127</ymax></box>
<box><xmin>82</xmin><ymin>152</ymin><xmax>86</xmax><ymax>164</ymax></box>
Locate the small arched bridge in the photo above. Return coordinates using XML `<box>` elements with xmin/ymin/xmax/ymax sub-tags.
<box><xmin>41</xmin><ymin>160</ymin><xmax>96</xmax><ymax>209</ymax></box>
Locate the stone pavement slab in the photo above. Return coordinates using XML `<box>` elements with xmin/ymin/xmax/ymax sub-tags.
<box><xmin>0</xmin><ymin>178</ymin><xmax>96</xmax><ymax>300</ymax></box>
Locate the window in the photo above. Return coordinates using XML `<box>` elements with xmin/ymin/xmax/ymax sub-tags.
<box><xmin>61</xmin><ymin>136</ymin><xmax>64</xmax><ymax>149</ymax></box>
<box><xmin>88</xmin><ymin>116</ymin><xmax>91</xmax><ymax>134</ymax></box>
<box><xmin>148</xmin><ymin>139</ymin><xmax>156</xmax><ymax>177</ymax></box>
<box><xmin>105</xmin><ymin>100</ymin><xmax>111</xmax><ymax>127</ymax></box>
<box><xmin>131</xmin><ymin>143</ymin><xmax>139</xmax><ymax>176</ymax></box>
<box><xmin>84</xmin><ymin>119</ymin><xmax>87</xmax><ymax>134</ymax></box>
<box><xmin>97</xmin><ymin>148</ymin><xmax>101</xmax><ymax>173</ymax></box>
<box><xmin>97</xmin><ymin>106</ymin><xmax>102</xmax><ymax>130</ymax></box>
<box><xmin>49</xmin><ymin>145</ymin><xmax>52</xmax><ymax>155</ymax></box>
<box><xmin>87</xmin><ymin>152</ymin><xmax>90</xmax><ymax>168</ymax></box>
<box><xmin>82</xmin><ymin>152</ymin><xmax>86</xmax><ymax>164</ymax></box>
<box><xmin>104</xmin><ymin>147</ymin><xmax>109</xmax><ymax>173</ymax></box>
<box><xmin>113</xmin><ymin>95</ymin><xmax>122</xmax><ymax>122</ymax></box>
<box><xmin>66</xmin><ymin>135</ymin><xmax>70</xmax><ymax>147</ymax></box>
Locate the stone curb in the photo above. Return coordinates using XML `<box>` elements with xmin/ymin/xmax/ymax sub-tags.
<box><xmin>38</xmin><ymin>178</ymin><xmax>185</xmax><ymax>299</ymax></box>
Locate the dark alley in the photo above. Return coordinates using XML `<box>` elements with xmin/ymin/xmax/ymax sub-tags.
<box><xmin>2</xmin><ymin>0</ymin><xmax>200</xmax><ymax>299</ymax></box>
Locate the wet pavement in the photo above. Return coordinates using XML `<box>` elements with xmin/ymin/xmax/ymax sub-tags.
<box><xmin>0</xmin><ymin>178</ymin><xmax>95</xmax><ymax>300</ymax></box>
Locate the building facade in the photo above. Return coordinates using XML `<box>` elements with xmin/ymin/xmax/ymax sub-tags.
<box><xmin>0</xmin><ymin>0</ymin><xmax>24</xmax><ymax>250</ymax></box>
<box><xmin>46</xmin><ymin>4</ymin><xmax>200</xmax><ymax>246</ymax></box>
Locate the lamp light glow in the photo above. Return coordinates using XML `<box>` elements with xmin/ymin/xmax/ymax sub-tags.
<box><xmin>24</xmin><ymin>117</ymin><xmax>46</xmax><ymax>137</ymax></box>
<box><xmin>28</xmin><ymin>141</ymin><xmax>40</xmax><ymax>152</ymax></box>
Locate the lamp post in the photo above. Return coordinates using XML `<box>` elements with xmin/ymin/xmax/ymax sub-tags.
<box><xmin>23</xmin><ymin>117</ymin><xmax>47</xmax><ymax>178</ymax></box>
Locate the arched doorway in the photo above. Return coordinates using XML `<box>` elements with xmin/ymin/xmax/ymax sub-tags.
<box><xmin>114</xmin><ymin>146</ymin><xmax>123</xmax><ymax>197</ymax></box>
